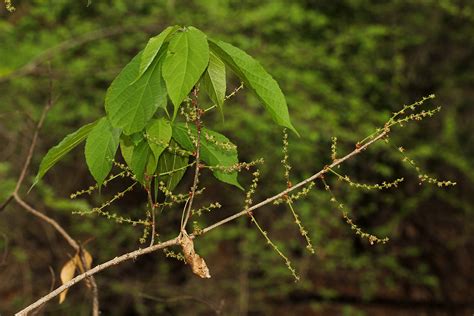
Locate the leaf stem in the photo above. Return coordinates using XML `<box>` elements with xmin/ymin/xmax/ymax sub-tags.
<box><xmin>181</xmin><ymin>87</ymin><xmax>202</xmax><ymax>232</ymax></box>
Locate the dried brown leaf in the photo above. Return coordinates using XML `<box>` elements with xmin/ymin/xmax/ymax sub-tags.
<box><xmin>74</xmin><ymin>249</ymin><xmax>93</xmax><ymax>273</ymax></box>
<box><xmin>59</xmin><ymin>258</ymin><xmax>76</xmax><ymax>304</ymax></box>
<box><xmin>180</xmin><ymin>233</ymin><xmax>211</xmax><ymax>278</ymax></box>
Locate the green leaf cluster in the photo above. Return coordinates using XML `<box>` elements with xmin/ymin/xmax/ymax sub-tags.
<box><xmin>34</xmin><ymin>25</ymin><xmax>297</xmax><ymax>190</ymax></box>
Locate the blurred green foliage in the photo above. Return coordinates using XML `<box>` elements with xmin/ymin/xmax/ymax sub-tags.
<box><xmin>1</xmin><ymin>0</ymin><xmax>473</xmax><ymax>315</ymax></box>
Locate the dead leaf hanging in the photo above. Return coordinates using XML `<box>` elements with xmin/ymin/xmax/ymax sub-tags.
<box><xmin>58</xmin><ymin>249</ymin><xmax>94</xmax><ymax>304</ymax></box>
<box><xmin>59</xmin><ymin>258</ymin><xmax>76</xmax><ymax>304</ymax></box>
<box><xmin>74</xmin><ymin>249</ymin><xmax>93</xmax><ymax>273</ymax></box>
<box><xmin>180</xmin><ymin>233</ymin><xmax>211</xmax><ymax>278</ymax></box>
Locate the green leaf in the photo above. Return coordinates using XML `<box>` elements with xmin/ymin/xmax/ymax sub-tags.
<box><xmin>157</xmin><ymin>141</ymin><xmax>189</xmax><ymax>191</ymax></box>
<box><xmin>32</xmin><ymin>120</ymin><xmax>98</xmax><ymax>187</ymax></box>
<box><xmin>162</xmin><ymin>27</ymin><xmax>209</xmax><ymax>119</ymax></box>
<box><xmin>209</xmin><ymin>39</ymin><xmax>298</xmax><ymax>135</ymax></box>
<box><xmin>120</xmin><ymin>134</ymin><xmax>157</xmax><ymax>182</ymax></box>
<box><xmin>85</xmin><ymin>117</ymin><xmax>121</xmax><ymax>186</ymax></box>
<box><xmin>201</xmin><ymin>51</ymin><xmax>226</xmax><ymax>118</ymax></box>
<box><xmin>119</xmin><ymin>134</ymin><xmax>134</xmax><ymax>167</ymax></box>
<box><xmin>138</xmin><ymin>25</ymin><xmax>179</xmax><ymax>79</ymax></box>
<box><xmin>105</xmin><ymin>48</ymin><xmax>168</xmax><ymax>135</ymax></box>
<box><xmin>172</xmin><ymin>123</ymin><xmax>242</xmax><ymax>189</ymax></box>
<box><xmin>130</xmin><ymin>132</ymin><xmax>145</xmax><ymax>146</ymax></box>
<box><xmin>146</xmin><ymin>117</ymin><xmax>172</xmax><ymax>160</ymax></box>
<box><xmin>130</xmin><ymin>139</ymin><xmax>151</xmax><ymax>184</ymax></box>
<box><xmin>146</xmin><ymin>152</ymin><xmax>158</xmax><ymax>176</ymax></box>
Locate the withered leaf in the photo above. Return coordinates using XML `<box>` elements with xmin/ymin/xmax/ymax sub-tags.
<box><xmin>74</xmin><ymin>249</ymin><xmax>94</xmax><ymax>289</ymax></box>
<box><xmin>74</xmin><ymin>249</ymin><xmax>93</xmax><ymax>273</ymax></box>
<box><xmin>180</xmin><ymin>233</ymin><xmax>211</xmax><ymax>278</ymax></box>
<box><xmin>59</xmin><ymin>258</ymin><xmax>76</xmax><ymax>304</ymax></box>
<box><xmin>58</xmin><ymin>249</ymin><xmax>94</xmax><ymax>304</ymax></box>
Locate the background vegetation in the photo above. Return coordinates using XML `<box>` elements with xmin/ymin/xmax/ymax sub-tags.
<box><xmin>1</xmin><ymin>1</ymin><xmax>473</xmax><ymax>315</ymax></box>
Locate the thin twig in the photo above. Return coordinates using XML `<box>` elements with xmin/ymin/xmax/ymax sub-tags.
<box><xmin>0</xmin><ymin>195</ymin><xmax>14</xmax><ymax>212</ymax></box>
<box><xmin>204</xmin><ymin>82</ymin><xmax>244</xmax><ymax>113</ymax></box>
<box><xmin>8</xmin><ymin>72</ymin><xmax>100</xmax><ymax>315</ymax></box>
<box><xmin>16</xmin><ymin>68</ymin><xmax>53</xmax><ymax>192</ymax></box>
<box><xmin>201</xmin><ymin>129</ymin><xmax>389</xmax><ymax>235</ymax></box>
<box><xmin>17</xmin><ymin>128</ymin><xmax>389</xmax><ymax>314</ymax></box>
<box><xmin>0</xmin><ymin>72</ymin><xmax>53</xmax><ymax>212</ymax></box>
<box><xmin>145</xmin><ymin>179</ymin><xmax>157</xmax><ymax>246</ymax></box>
<box><xmin>15</xmin><ymin>237</ymin><xmax>180</xmax><ymax>316</ymax></box>
<box><xmin>181</xmin><ymin>87</ymin><xmax>202</xmax><ymax>232</ymax></box>
<box><xmin>13</xmin><ymin>194</ymin><xmax>79</xmax><ymax>250</ymax></box>
<box><xmin>78</xmin><ymin>248</ymin><xmax>99</xmax><ymax>316</ymax></box>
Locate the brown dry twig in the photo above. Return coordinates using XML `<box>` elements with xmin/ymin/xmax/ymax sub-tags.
<box><xmin>4</xmin><ymin>72</ymin><xmax>100</xmax><ymax>316</ymax></box>
<box><xmin>181</xmin><ymin>87</ymin><xmax>203</xmax><ymax>233</ymax></box>
<box><xmin>16</xmin><ymin>237</ymin><xmax>180</xmax><ymax>316</ymax></box>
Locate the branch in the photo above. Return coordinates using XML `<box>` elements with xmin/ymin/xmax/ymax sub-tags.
<box><xmin>12</xmin><ymin>195</ymin><xmax>100</xmax><ymax>315</ymax></box>
<box><xmin>145</xmin><ymin>179</ymin><xmax>157</xmax><ymax>246</ymax></box>
<box><xmin>0</xmin><ymin>76</ymin><xmax>52</xmax><ymax>212</ymax></box>
<box><xmin>13</xmin><ymin>194</ymin><xmax>79</xmax><ymax>250</ymax></box>
<box><xmin>1</xmin><ymin>65</ymin><xmax>52</xmax><ymax>211</ymax></box>
<box><xmin>78</xmin><ymin>248</ymin><xmax>100</xmax><ymax>316</ymax></box>
<box><xmin>15</xmin><ymin>237</ymin><xmax>180</xmax><ymax>316</ymax></box>
<box><xmin>181</xmin><ymin>87</ymin><xmax>203</xmax><ymax>232</ymax></box>
<box><xmin>17</xmin><ymin>128</ymin><xmax>389</xmax><ymax>314</ymax></box>
<box><xmin>5</xmin><ymin>72</ymin><xmax>100</xmax><ymax>315</ymax></box>
<box><xmin>201</xmin><ymin>129</ymin><xmax>389</xmax><ymax>235</ymax></box>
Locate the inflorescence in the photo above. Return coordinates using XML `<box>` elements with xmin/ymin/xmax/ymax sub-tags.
<box><xmin>245</xmin><ymin>170</ymin><xmax>300</xmax><ymax>281</ymax></box>
<box><xmin>67</xmin><ymin>92</ymin><xmax>455</xmax><ymax>282</ymax></box>
<box><xmin>322</xmin><ymin>178</ymin><xmax>389</xmax><ymax>245</ymax></box>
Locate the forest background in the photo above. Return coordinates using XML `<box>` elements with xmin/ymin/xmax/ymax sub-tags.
<box><xmin>0</xmin><ymin>1</ymin><xmax>473</xmax><ymax>315</ymax></box>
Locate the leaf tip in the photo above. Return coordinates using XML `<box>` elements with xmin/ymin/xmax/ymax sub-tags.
<box><xmin>236</xmin><ymin>182</ymin><xmax>245</xmax><ymax>191</ymax></box>
<box><xmin>27</xmin><ymin>180</ymin><xmax>38</xmax><ymax>193</ymax></box>
<box><xmin>287</xmin><ymin>124</ymin><xmax>300</xmax><ymax>138</ymax></box>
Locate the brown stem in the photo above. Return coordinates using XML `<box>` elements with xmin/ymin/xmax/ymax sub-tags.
<box><xmin>15</xmin><ymin>69</ymin><xmax>53</xmax><ymax>193</ymax></box>
<box><xmin>0</xmin><ymin>74</ymin><xmax>53</xmax><ymax>213</ymax></box>
<box><xmin>9</xmin><ymin>72</ymin><xmax>100</xmax><ymax>315</ymax></box>
<box><xmin>78</xmin><ymin>248</ymin><xmax>100</xmax><ymax>316</ymax></box>
<box><xmin>181</xmin><ymin>87</ymin><xmax>202</xmax><ymax>232</ymax></box>
<box><xmin>200</xmin><ymin>130</ymin><xmax>389</xmax><ymax>235</ymax></box>
<box><xmin>145</xmin><ymin>179</ymin><xmax>157</xmax><ymax>246</ymax></box>
<box><xmin>13</xmin><ymin>194</ymin><xmax>79</xmax><ymax>250</ymax></box>
<box><xmin>15</xmin><ymin>237</ymin><xmax>179</xmax><ymax>316</ymax></box>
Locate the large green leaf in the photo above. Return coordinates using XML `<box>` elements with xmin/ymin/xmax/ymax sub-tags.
<box><xmin>162</xmin><ymin>27</ymin><xmax>209</xmax><ymax>119</ymax></box>
<box><xmin>105</xmin><ymin>48</ymin><xmax>168</xmax><ymax>135</ymax></box>
<box><xmin>85</xmin><ymin>117</ymin><xmax>121</xmax><ymax>186</ymax></box>
<box><xmin>157</xmin><ymin>141</ymin><xmax>189</xmax><ymax>191</ymax></box>
<box><xmin>33</xmin><ymin>120</ymin><xmax>98</xmax><ymax>187</ymax></box>
<box><xmin>120</xmin><ymin>134</ymin><xmax>156</xmax><ymax>183</ymax></box>
<box><xmin>146</xmin><ymin>117</ymin><xmax>172</xmax><ymax>160</ymax></box>
<box><xmin>209</xmin><ymin>39</ymin><xmax>298</xmax><ymax>135</ymax></box>
<box><xmin>119</xmin><ymin>134</ymin><xmax>134</xmax><ymax>167</ymax></box>
<box><xmin>138</xmin><ymin>25</ymin><xmax>179</xmax><ymax>79</ymax></box>
<box><xmin>130</xmin><ymin>139</ymin><xmax>151</xmax><ymax>184</ymax></box>
<box><xmin>201</xmin><ymin>51</ymin><xmax>226</xmax><ymax>118</ymax></box>
<box><xmin>146</xmin><ymin>152</ymin><xmax>158</xmax><ymax>176</ymax></box>
<box><xmin>172</xmin><ymin>123</ymin><xmax>242</xmax><ymax>189</ymax></box>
